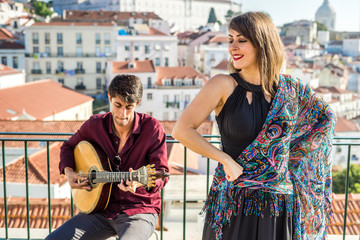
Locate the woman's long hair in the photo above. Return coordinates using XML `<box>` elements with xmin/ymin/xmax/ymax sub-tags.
<box><xmin>228</xmin><ymin>11</ymin><xmax>284</xmax><ymax>97</ymax></box>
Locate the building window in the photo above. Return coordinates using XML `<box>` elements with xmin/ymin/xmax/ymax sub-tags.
<box><xmin>45</xmin><ymin>46</ymin><xmax>50</xmax><ymax>56</ymax></box>
<box><xmin>147</xmin><ymin>77</ymin><xmax>152</xmax><ymax>88</ymax></box>
<box><xmin>155</xmin><ymin>57</ymin><xmax>160</xmax><ymax>66</ymax></box>
<box><xmin>45</xmin><ymin>32</ymin><xmax>50</xmax><ymax>44</ymax></box>
<box><xmin>1</xmin><ymin>56</ymin><xmax>7</xmax><ymax>65</ymax></box>
<box><xmin>134</xmin><ymin>44</ymin><xmax>139</xmax><ymax>51</ymax></box>
<box><xmin>163</xmin><ymin>79</ymin><xmax>171</xmax><ymax>86</ymax></box>
<box><xmin>195</xmin><ymin>79</ymin><xmax>202</xmax><ymax>86</ymax></box>
<box><xmin>76</xmin><ymin>46</ymin><xmax>82</xmax><ymax>57</ymax></box>
<box><xmin>104</xmin><ymin>33</ymin><xmax>110</xmax><ymax>44</ymax></box>
<box><xmin>32</xmin><ymin>33</ymin><xmax>38</xmax><ymax>44</ymax></box>
<box><xmin>57</xmin><ymin>46</ymin><xmax>63</xmax><ymax>57</ymax></box>
<box><xmin>175</xmin><ymin>80</ymin><xmax>182</xmax><ymax>86</ymax></box>
<box><xmin>165</xmin><ymin>57</ymin><xmax>169</xmax><ymax>67</ymax></box>
<box><xmin>105</xmin><ymin>46</ymin><xmax>111</xmax><ymax>56</ymax></box>
<box><xmin>76</xmin><ymin>33</ymin><xmax>82</xmax><ymax>44</ymax></box>
<box><xmin>95</xmin><ymin>46</ymin><xmax>101</xmax><ymax>57</ymax></box>
<box><xmin>163</xmin><ymin>94</ymin><xmax>169</xmax><ymax>103</ymax></box>
<box><xmin>144</xmin><ymin>44</ymin><xmax>150</xmax><ymax>54</ymax></box>
<box><xmin>58</xmin><ymin>78</ymin><xmax>64</xmax><ymax>84</ymax></box>
<box><xmin>12</xmin><ymin>56</ymin><xmax>18</xmax><ymax>68</ymax></box>
<box><xmin>77</xmin><ymin>62</ymin><xmax>83</xmax><ymax>70</ymax></box>
<box><xmin>125</xmin><ymin>44</ymin><xmax>130</xmax><ymax>51</ymax></box>
<box><xmin>33</xmin><ymin>61</ymin><xmax>40</xmax><ymax>70</ymax></box>
<box><xmin>33</xmin><ymin>46</ymin><xmax>39</xmax><ymax>54</ymax></box>
<box><xmin>46</xmin><ymin>61</ymin><xmax>51</xmax><ymax>74</ymax></box>
<box><xmin>147</xmin><ymin>93</ymin><xmax>153</xmax><ymax>100</ymax></box>
<box><xmin>57</xmin><ymin>33</ymin><xmax>63</xmax><ymax>44</ymax></box>
<box><xmin>96</xmin><ymin>62</ymin><xmax>101</xmax><ymax>73</ymax></box>
<box><xmin>95</xmin><ymin>33</ymin><xmax>101</xmax><ymax>44</ymax></box>
<box><xmin>58</xmin><ymin>61</ymin><xmax>64</xmax><ymax>71</ymax></box>
<box><xmin>96</xmin><ymin>78</ymin><xmax>102</xmax><ymax>89</ymax></box>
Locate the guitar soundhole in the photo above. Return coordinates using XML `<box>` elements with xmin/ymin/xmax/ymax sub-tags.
<box><xmin>88</xmin><ymin>166</ymin><xmax>99</xmax><ymax>188</ymax></box>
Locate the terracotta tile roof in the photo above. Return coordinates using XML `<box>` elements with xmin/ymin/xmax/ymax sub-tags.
<box><xmin>208</xmin><ymin>35</ymin><xmax>228</xmax><ymax>43</ymax></box>
<box><xmin>112</xmin><ymin>60</ymin><xmax>155</xmax><ymax>74</ymax></box>
<box><xmin>155</xmin><ymin>66</ymin><xmax>206</xmax><ymax>86</ymax></box>
<box><xmin>148</xmin><ymin>27</ymin><xmax>167</xmax><ymax>36</ymax></box>
<box><xmin>330</xmin><ymin>193</ymin><xmax>360</xmax><ymax>235</ymax></box>
<box><xmin>0</xmin><ymin>120</ymin><xmax>83</xmax><ymax>148</ymax></box>
<box><xmin>32</xmin><ymin>22</ymin><xmax>114</xmax><ymax>27</ymax></box>
<box><xmin>0</xmin><ymin>80</ymin><xmax>93</xmax><ymax>120</ymax></box>
<box><xmin>0</xmin><ymin>142</ymin><xmax>67</xmax><ymax>185</ymax></box>
<box><xmin>213</xmin><ymin>59</ymin><xmax>229</xmax><ymax>70</ymax></box>
<box><xmin>0</xmin><ymin>197</ymin><xmax>78</xmax><ymax>229</ymax></box>
<box><xmin>334</xmin><ymin>117</ymin><xmax>360</xmax><ymax>132</ymax></box>
<box><xmin>329</xmin><ymin>86</ymin><xmax>352</xmax><ymax>94</ymax></box>
<box><xmin>0</xmin><ymin>193</ymin><xmax>358</xmax><ymax>233</ymax></box>
<box><xmin>60</xmin><ymin>10</ymin><xmax>162</xmax><ymax>21</ymax></box>
<box><xmin>0</xmin><ymin>28</ymin><xmax>16</xmax><ymax>41</ymax></box>
<box><xmin>0</xmin><ymin>41</ymin><xmax>24</xmax><ymax>50</ymax></box>
<box><xmin>0</xmin><ymin>64</ymin><xmax>21</xmax><ymax>76</ymax></box>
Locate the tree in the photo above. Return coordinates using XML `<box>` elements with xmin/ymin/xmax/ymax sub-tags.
<box><xmin>207</xmin><ymin>7</ymin><xmax>217</xmax><ymax>24</ymax></box>
<box><xmin>33</xmin><ymin>0</ymin><xmax>53</xmax><ymax>18</ymax></box>
<box><xmin>315</xmin><ymin>21</ymin><xmax>328</xmax><ymax>31</ymax></box>
<box><xmin>332</xmin><ymin>164</ymin><xmax>360</xmax><ymax>194</ymax></box>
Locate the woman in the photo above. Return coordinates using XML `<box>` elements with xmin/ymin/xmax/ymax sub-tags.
<box><xmin>172</xmin><ymin>12</ymin><xmax>336</xmax><ymax>240</ymax></box>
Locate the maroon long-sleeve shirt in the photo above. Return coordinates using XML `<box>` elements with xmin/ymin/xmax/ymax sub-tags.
<box><xmin>59</xmin><ymin>112</ymin><xmax>169</xmax><ymax>219</ymax></box>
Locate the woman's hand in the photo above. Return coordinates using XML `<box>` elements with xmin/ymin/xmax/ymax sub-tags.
<box><xmin>64</xmin><ymin>167</ymin><xmax>91</xmax><ymax>190</ymax></box>
<box><xmin>222</xmin><ymin>158</ymin><xmax>243</xmax><ymax>181</ymax></box>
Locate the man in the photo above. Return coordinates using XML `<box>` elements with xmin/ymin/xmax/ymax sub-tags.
<box><xmin>46</xmin><ymin>74</ymin><xmax>169</xmax><ymax>240</ymax></box>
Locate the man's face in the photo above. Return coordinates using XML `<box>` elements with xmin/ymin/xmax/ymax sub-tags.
<box><xmin>109</xmin><ymin>95</ymin><xmax>140</xmax><ymax>128</ymax></box>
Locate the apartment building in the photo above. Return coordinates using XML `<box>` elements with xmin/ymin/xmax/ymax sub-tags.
<box><xmin>106</xmin><ymin>60</ymin><xmax>207</xmax><ymax>120</ymax></box>
<box><xmin>116</xmin><ymin>25</ymin><xmax>178</xmax><ymax>67</ymax></box>
<box><xmin>53</xmin><ymin>0</ymin><xmax>241</xmax><ymax>32</ymax></box>
<box><xmin>25</xmin><ymin>22</ymin><xmax>117</xmax><ymax>95</ymax></box>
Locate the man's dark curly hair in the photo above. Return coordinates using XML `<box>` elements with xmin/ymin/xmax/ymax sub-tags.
<box><xmin>108</xmin><ymin>74</ymin><xmax>143</xmax><ymax>103</ymax></box>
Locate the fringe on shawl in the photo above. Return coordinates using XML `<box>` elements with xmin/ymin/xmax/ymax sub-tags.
<box><xmin>200</xmin><ymin>183</ymin><xmax>294</xmax><ymax>240</ymax></box>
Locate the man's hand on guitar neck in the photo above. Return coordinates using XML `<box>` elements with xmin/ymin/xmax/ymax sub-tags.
<box><xmin>118</xmin><ymin>168</ymin><xmax>144</xmax><ymax>194</ymax></box>
<box><xmin>64</xmin><ymin>167</ymin><xmax>92</xmax><ymax>191</ymax></box>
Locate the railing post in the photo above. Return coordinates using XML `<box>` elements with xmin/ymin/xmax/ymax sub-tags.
<box><xmin>342</xmin><ymin>145</ymin><xmax>351</xmax><ymax>240</ymax></box>
<box><xmin>25</xmin><ymin>141</ymin><xmax>31</xmax><ymax>239</ymax></box>
<box><xmin>183</xmin><ymin>147</ymin><xmax>187</xmax><ymax>240</ymax></box>
<box><xmin>47</xmin><ymin>141</ymin><xmax>52</xmax><ymax>234</ymax></box>
<box><xmin>2</xmin><ymin>141</ymin><xmax>8</xmax><ymax>239</ymax></box>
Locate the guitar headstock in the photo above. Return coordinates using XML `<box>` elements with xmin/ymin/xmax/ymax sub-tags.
<box><xmin>145</xmin><ymin>164</ymin><xmax>170</xmax><ymax>188</ymax></box>
<box><xmin>131</xmin><ymin>164</ymin><xmax>170</xmax><ymax>188</ymax></box>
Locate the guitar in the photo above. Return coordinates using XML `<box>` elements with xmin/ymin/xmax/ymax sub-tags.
<box><xmin>72</xmin><ymin>140</ymin><xmax>170</xmax><ymax>214</ymax></box>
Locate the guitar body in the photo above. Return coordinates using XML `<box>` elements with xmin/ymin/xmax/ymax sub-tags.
<box><xmin>73</xmin><ymin>141</ymin><xmax>113</xmax><ymax>214</ymax></box>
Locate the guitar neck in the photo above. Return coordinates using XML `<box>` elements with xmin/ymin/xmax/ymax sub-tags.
<box><xmin>93</xmin><ymin>171</ymin><xmax>133</xmax><ymax>183</ymax></box>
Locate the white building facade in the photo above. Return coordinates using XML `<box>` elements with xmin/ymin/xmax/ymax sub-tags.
<box><xmin>24</xmin><ymin>22</ymin><xmax>117</xmax><ymax>95</ymax></box>
<box><xmin>53</xmin><ymin>0</ymin><xmax>241</xmax><ymax>32</ymax></box>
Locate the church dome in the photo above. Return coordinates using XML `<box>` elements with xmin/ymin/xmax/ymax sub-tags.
<box><xmin>315</xmin><ymin>0</ymin><xmax>336</xmax><ymax>18</ymax></box>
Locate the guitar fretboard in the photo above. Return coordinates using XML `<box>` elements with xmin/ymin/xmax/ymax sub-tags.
<box><xmin>93</xmin><ymin>172</ymin><xmax>133</xmax><ymax>183</ymax></box>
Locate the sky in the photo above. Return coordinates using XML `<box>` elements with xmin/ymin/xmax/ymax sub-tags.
<box><xmin>237</xmin><ymin>0</ymin><xmax>360</xmax><ymax>32</ymax></box>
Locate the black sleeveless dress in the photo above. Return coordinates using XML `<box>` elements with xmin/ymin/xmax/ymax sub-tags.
<box><xmin>202</xmin><ymin>73</ymin><xmax>293</xmax><ymax>240</ymax></box>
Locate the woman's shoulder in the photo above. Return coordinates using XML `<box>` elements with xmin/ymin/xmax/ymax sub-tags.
<box><xmin>206</xmin><ymin>74</ymin><xmax>236</xmax><ymax>88</ymax></box>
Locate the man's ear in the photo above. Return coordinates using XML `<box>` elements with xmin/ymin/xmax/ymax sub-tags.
<box><xmin>108</xmin><ymin>94</ymin><xmax>112</xmax><ymax>102</ymax></box>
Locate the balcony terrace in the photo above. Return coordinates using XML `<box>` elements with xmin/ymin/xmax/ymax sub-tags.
<box><xmin>0</xmin><ymin>132</ymin><xmax>359</xmax><ymax>240</ymax></box>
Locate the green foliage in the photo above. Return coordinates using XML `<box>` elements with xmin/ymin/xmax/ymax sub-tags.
<box><xmin>32</xmin><ymin>0</ymin><xmax>53</xmax><ymax>18</ymax></box>
<box><xmin>207</xmin><ymin>7</ymin><xmax>217</xmax><ymax>24</ymax></box>
<box><xmin>332</xmin><ymin>164</ymin><xmax>360</xmax><ymax>194</ymax></box>
<box><xmin>315</xmin><ymin>21</ymin><xmax>328</xmax><ymax>31</ymax></box>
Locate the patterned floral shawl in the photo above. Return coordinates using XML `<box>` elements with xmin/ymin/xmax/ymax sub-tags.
<box><xmin>202</xmin><ymin>74</ymin><xmax>336</xmax><ymax>239</ymax></box>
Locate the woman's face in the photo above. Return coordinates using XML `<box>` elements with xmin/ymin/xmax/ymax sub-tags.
<box><xmin>228</xmin><ymin>28</ymin><xmax>258</xmax><ymax>73</ymax></box>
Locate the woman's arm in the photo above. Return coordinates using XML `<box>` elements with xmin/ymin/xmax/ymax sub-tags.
<box><xmin>172</xmin><ymin>74</ymin><xmax>243</xmax><ymax>181</ymax></box>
